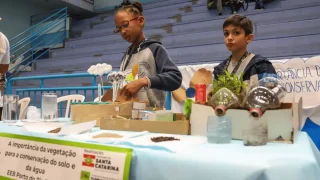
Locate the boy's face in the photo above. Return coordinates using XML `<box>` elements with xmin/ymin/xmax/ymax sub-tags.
<box><xmin>114</xmin><ymin>11</ymin><xmax>144</xmax><ymax>44</ymax></box>
<box><xmin>223</xmin><ymin>25</ymin><xmax>253</xmax><ymax>52</ymax></box>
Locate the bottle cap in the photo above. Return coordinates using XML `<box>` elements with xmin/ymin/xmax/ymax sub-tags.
<box><xmin>186</xmin><ymin>87</ymin><xmax>195</xmax><ymax>98</ymax></box>
<box><xmin>215</xmin><ymin>105</ymin><xmax>227</xmax><ymax>116</ymax></box>
<box><xmin>250</xmin><ymin>108</ymin><xmax>263</xmax><ymax>118</ymax></box>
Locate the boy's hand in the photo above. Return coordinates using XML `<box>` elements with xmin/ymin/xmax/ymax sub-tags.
<box><xmin>120</xmin><ymin>77</ymin><xmax>148</xmax><ymax>97</ymax></box>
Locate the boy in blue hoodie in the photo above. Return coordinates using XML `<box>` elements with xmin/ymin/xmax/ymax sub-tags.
<box><xmin>114</xmin><ymin>2</ymin><xmax>182</xmax><ymax>107</ymax></box>
<box><xmin>213</xmin><ymin>15</ymin><xmax>276</xmax><ymax>93</ymax></box>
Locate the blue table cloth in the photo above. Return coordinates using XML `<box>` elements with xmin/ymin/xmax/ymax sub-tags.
<box><xmin>0</xmin><ymin>122</ymin><xmax>319</xmax><ymax>180</ymax></box>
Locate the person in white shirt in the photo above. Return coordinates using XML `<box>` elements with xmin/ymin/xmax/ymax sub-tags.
<box><xmin>0</xmin><ymin>31</ymin><xmax>10</xmax><ymax>120</ymax></box>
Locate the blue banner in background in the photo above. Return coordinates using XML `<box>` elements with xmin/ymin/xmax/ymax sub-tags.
<box><xmin>302</xmin><ymin>118</ymin><xmax>320</xmax><ymax>151</ymax></box>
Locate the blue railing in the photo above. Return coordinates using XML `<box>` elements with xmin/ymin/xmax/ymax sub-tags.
<box><xmin>16</xmin><ymin>86</ymin><xmax>111</xmax><ymax>117</ymax></box>
<box><xmin>8</xmin><ymin>8</ymin><xmax>68</xmax><ymax>79</ymax></box>
<box><xmin>6</xmin><ymin>72</ymin><xmax>104</xmax><ymax>97</ymax></box>
<box><xmin>6</xmin><ymin>72</ymin><xmax>172</xmax><ymax>115</ymax></box>
<box><xmin>6</xmin><ymin>73</ymin><xmax>111</xmax><ymax>117</ymax></box>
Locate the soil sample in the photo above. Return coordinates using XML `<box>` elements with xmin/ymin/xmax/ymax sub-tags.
<box><xmin>48</xmin><ymin>127</ymin><xmax>61</xmax><ymax>133</ymax></box>
<box><xmin>93</xmin><ymin>133</ymin><xmax>123</xmax><ymax>138</ymax></box>
<box><xmin>151</xmin><ymin>136</ymin><xmax>180</xmax><ymax>143</ymax></box>
<box><xmin>243</xmin><ymin>129</ymin><xmax>268</xmax><ymax>146</ymax></box>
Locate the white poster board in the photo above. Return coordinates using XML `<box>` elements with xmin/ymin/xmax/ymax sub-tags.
<box><xmin>0</xmin><ymin>133</ymin><xmax>132</xmax><ymax>180</ymax></box>
<box><xmin>272</xmin><ymin>56</ymin><xmax>320</xmax><ymax>107</ymax></box>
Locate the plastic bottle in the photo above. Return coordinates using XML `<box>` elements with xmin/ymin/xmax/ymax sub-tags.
<box><xmin>246</xmin><ymin>77</ymin><xmax>286</xmax><ymax>118</ymax></box>
<box><xmin>207</xmin><ymin>115</ymin><xmax>232</xmax><ymax>144</ymax></box>
<box><xmin>207</xmin><ymin>88</ymin><xmax>238</xmax><ymax>144</ymax></box>
<box><xmin>208</xmin><ymin>87</ymin><xmax>240</xmax><ymax>116</ymax></box>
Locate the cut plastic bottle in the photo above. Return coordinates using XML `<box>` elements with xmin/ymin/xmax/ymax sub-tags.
<box><xmin>208</xmin><ymin>87</ymin><xmax>240</xmax><ymax>116</ymax></box>
<box><xmin>246</xmin><ymin>77</ymin><xmax>286</xmax><ymax>118</ymax></box>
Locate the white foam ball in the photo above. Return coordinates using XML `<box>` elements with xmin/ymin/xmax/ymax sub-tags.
<box><xmin>87</xmin><ymin>65</ymin><xmax>97</xmax><ymax>74</ymax></box>
<box><xmin>91</xmin><ymin>69</ymin><xmax>98</xmax><ymax>76</ymax></box>
<box><xmin>98</xmin><ymin>69</ymin><xmax>104</xmax><ymax>76</ymax></box>
<box><xmin>96</xmin><ymin>63</ymin><xmax>102</xmax><ymax>68</ymax></box>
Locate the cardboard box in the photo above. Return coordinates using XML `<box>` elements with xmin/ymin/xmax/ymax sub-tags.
<box><xmin>190</xmin><ymin>98</ymin><xmax>302</xmax><ymax>143</ymax></box>
<box><xmin>100</xmin><ymin>114</ymin><xmax>190</xmax><ymax>135</ymax></box>
<box><xmin>70</xmin><ymin>102</ymin><xmax>145</xmax><ymax>126</ymax></box>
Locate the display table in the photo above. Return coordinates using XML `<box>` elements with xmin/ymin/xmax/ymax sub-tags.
<box><xmin>0</xmin><ymin>121</ymin><xmax>319</xmax><ymax>180</ymax></box>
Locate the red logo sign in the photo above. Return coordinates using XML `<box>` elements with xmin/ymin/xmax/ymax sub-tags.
<box><xmin>82</xmin><ymin>154</ymin><xmax>96</xmax><ymax>167</ymax></box>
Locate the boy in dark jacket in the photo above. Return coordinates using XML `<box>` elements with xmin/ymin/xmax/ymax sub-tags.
<box><xmin>213</xmin><ymin>15</ymin><xmax>276</xmax><ymax>94</ymax></box>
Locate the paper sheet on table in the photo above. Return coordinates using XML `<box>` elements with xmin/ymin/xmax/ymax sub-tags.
<box><xmin>22</xmin><ymin>120</ymin><xmax>96</xmax><ymax>136</ymax></box>
<box><xmin>57</xmin><ymin>120</ymin><xmax>97</xmax><ymax>135</ymax></box>
<box><xmin>68</xmin><ymin>130</ymin><xmax>148</xmax><ymax>143</ymax></box>
<box><xmin>122</xmin><ymin>134</ymin><xmax>207</xmax><ymax>152</ymax></box>
<box><xmin>22</xmin><ymin>122</ymin><xmax>66</xmax><ymax>133</ymax></box>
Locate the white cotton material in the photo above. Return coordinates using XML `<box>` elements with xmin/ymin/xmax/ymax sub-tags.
<box><xmin>87</xmin><ymin>63</ymin><xmax>112</xmax><ymax>76</ymax></box>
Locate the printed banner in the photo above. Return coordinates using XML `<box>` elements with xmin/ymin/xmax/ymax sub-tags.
<box><xmin>272</xmin><ymin>56</ymin><xmax>320</xmax><ymax>107</ymax></box>
<box><xmin>0</xmin><ymin>133</ymin><xmax>132</xmax><ymax>180</ymax></box>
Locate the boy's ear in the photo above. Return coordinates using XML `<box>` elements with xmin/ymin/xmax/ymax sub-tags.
<box><xmin>246</xmin><ymin>33</ymin><xmax>254</xmax><ymax>44</ymax></box>
<box><xmin>138</xmin><ymin>16</ymin><xmax>145</xmax><ymax>27</ymax></box>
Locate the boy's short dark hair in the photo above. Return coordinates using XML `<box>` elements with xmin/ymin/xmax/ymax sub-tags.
<box><xmin>223</xmin><ymin>15</ymin><xmax>253</xmax><ymax>35</ymax></box>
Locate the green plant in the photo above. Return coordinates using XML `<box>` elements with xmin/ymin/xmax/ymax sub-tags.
<box><xmin>184</xmin><ymin>99</ymin><xmax>194</xmax><ymax>120</ymax></box>
<box><xmin>212</xmin><ymin>71</ymin><xmax>247</xmax><ymax>96</ymax></box>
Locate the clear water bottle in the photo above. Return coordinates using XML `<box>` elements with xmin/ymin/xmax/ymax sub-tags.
<box><xmin>2</xmin><ymin>95</ymin><xmax>19</xmax><ymax>123</ymax></box>
<box><xmin>243</xmin><ymin>114</ymin><xmax>268</xmax><ymax>146</ymax></box>
<box><xmin>208</xmin><ymin>87</ymin><xmax>240</xmax><ymax>116</ymax></box>
<box><xmin>207</xmin><ymin>115</ymin><xmax>232</xmax><ymax>144</ymax></box>
<box><xmin>246</xmin><ymin>77</ymin><xmax>286</xmax><ymax>118</ymax></box>
<box><xmin>41</xmin><ymin>93</ymin><xmax>58</xmax><ymax>121</ymax></box>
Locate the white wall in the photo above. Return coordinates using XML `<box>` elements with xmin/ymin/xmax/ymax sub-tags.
<box><xmin>0</xmin><ymin>0</ymin><xmax>48</xmax><ymax>40</ymax></box>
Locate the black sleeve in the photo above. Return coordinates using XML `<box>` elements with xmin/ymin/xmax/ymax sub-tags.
<box><xmin>213</xmin><ymin>62</ymin><xmax>226</xmax><ymax>80</ymax></box>
<box><xmin>255</xmin><ymin>61</ymin><xmax>277</xmax><ymax>80</ymax></box>
<box><xmin>148</xmin><ymin>45</ymin><xmax>182</xmax><ymax>91</ymax></box>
